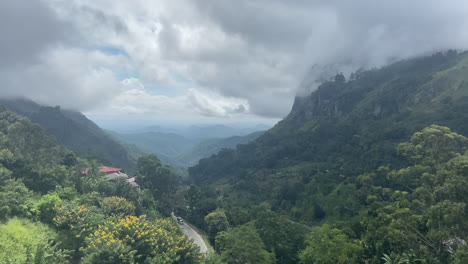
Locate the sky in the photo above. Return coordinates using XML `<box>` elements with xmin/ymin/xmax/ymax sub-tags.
<box><xmin>1</xmin><ymin>0</ymin><xmax>468</xmax><ymax>126</ymax></box>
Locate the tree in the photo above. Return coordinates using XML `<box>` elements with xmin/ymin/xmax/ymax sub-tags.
<box><xmin>204</xmin><ymin>209</ymin><xmax>229</xmax><ymax>243</ymax></box>
<box><xmin>136</xmin><ymin>154</ymin><xmax>178</xmax><ymax>214</ymax></box>
<box><xmin>0</xmin><ymin>178</ymin><xmax>35</xmax><ymax>220</ymax></box>
<box><xmin>360</xmin><ymin>125</ymin><xmax>468</xmax><ymax>262</ymax></box>
<box><xmin>253</xmin><ymin>207</ymin><xmax>307</xmax><ymax>264</ymax></box>
<box><xmin>100</xmin><ymin>196</ymin><xmax>136</xmax><ymax>217</ymax></box>
<box><xmin>299</xmin><ymin>224</ymin><xmax>363</xmax><ymax>264</ymax></box>
<box><xmin>215</xmin><ymin>223</ymin><xmax>275</xmax><ymax>264</ymax></box>
<box><xmin>82</xmin><ymin>215</ymin><xmax>202</xmax><ymax>264</ymax></box>
<box><xmin>35</xmin><ymin>193</ymin><xmax>62</xmax><ymax>224</ymax></box>
<box><xmin>397</xmin><ymin>125</ymin><xmax>467</xmax><ymax>165</ymax></box>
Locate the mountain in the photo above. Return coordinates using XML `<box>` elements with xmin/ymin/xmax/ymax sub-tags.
<box><xmin>110</xmin><ymin>129</ymin><xmax>264</xmax><ymax>169</ymax></box>
<box><xmin>181</xmin><ymin>124</ymin><xmax>263</xmax><ymax>139</ymax></box>
<box><xmin>176</xmin><ymin>131</ymin><xmax>264</xmax><ymax>167</ymax></box>
<box><xmin>188</xmin><ymin>51</ymin><xmax>468</xmax><ymax>221</ymax></box>
<box><xmin>108</xmin><ymin>130</ymin><xmax>197</xmax><ymax>159</ymax></box>
<box><xmin>126</xmin><ymin>123</ymin><xmax>271</xmax><ymax>138</ymax></box>
<box><xmin>0</xmin><ymin>98</ymin><xmax>139</xmax><ymax>171</ymax></box>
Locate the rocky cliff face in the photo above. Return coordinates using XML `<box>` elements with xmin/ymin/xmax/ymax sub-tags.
<box><xmin>190</xmin><ymin>51</ymin><xmax>468</xmax><ymax>186</ymax></box>
<box><xmin>288</xmin><ymin>51</ymin><xmax>467</xmax><ymax>125</ymax></box>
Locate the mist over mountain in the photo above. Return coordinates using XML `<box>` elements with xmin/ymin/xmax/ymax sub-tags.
<box><xmin>190</xmin><ymin>50</ymin><xmax>468</xmax><ymax>210</ymax></box>
<box><xmin>0</xmin><ymin>98</ymin><xmax>139</xmax><ymax>171</ymax></box>
<box><xmin>109</xmin><ymin>124</ymin><xmax>267</xmax><ymax>171</ymax></box>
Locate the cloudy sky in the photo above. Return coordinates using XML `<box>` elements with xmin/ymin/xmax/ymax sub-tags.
<box><xmin>1</xmin><ymin>0</ymin><xmax>468</xmax><ymax>125</ymax></box>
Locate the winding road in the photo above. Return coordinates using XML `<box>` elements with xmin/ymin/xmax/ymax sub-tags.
<box><xmin>180</xmin><ymin>221</ymin><xmax>208</xmax><ymax>254</ymax></box>
<box><xmin>172</xmin><ymin>213</ymin><xmax>208</xmax><ymax>254</ymax></box>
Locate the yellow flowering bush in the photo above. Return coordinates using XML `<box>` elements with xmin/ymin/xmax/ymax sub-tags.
<box><xmin>100</xmin><ymin>196</ymin><xmax>136</xmax><ymax>217</ymax></box>
<box><xmin>53</xmin><ymin>201</ymin><xmax>106</xmax><ymax>251</ymax></box>
<box><xmin>82</xmin><ymin>215</ymin><xmax>202</xmax><ymax>264</ymax></box>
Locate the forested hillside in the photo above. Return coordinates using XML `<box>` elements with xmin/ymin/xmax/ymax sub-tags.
<box><xmin>177</xmin><ymin>131</ymin><xmax>264</xmax><ymax>167</ymax></box>
<box><xmin>0</xmin><ymin>106</ymin><xmax>203</xmax><ymax>263</ymax></box>
<box><xmin>184</xmin><ymin>51</ymin><xmax>468</xmax><ymax>263</ymax></box>
<box><xmin>0</xmin><ymin>99</ymin><xmax>139</xmax><ymax>171</ymax></box>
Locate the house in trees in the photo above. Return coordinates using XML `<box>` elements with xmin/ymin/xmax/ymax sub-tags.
<box><xmin>83</xmin><ymin>166</ymin><xmax>139</xmax><ymax>187</ymax></box>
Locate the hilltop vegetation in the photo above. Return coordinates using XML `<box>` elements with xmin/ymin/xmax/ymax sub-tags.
<box><xmin>185</xmin><ymin>51</ymin><xmax>468</xmax><ymax>263</ymax></box>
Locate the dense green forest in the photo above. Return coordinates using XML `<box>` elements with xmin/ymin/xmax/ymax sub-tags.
<box><xmin>0</xmin><ymin>106</ymin><xmax>204</xmax><ymax>263</ymax></box>
<box><xmin>183</xmin><ymin>51</ymin><xmax>468</xmax><ymax>263</ymax></box>
<box><xmin>2</xmin><ymin>51</ymin><xmax>468</xmax><ymax>264</ymax></box>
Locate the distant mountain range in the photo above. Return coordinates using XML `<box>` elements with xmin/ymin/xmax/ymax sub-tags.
<box><xmin>109</xmin><ymin>127</ymin><xmax>266</xmax><ymax>169</ymax></box>
<box><xmin>0</xmin><ymin>98</ymin><xmax>268</xmax><ymax>174</ymax></box>
<box><xmin>123</xmin><ymin>123</ymin><xmax>271</xmax><ymax>139</ymax></box>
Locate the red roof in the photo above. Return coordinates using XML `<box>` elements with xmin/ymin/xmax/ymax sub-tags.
<box><xmin>99</xmin><ymin>166</ymin><xmax>122</xmax><ymax>173</ymax></box>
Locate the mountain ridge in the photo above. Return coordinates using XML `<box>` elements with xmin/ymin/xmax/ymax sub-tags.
<box><xmin>0</xmin><ymin>98</ymin><xmax>139</xmax><ymax>171</ymax></box>
<box><xmin>188</xmin><ymin>50</ymin><xmax>468</xmax><ymax>222</ymax></box>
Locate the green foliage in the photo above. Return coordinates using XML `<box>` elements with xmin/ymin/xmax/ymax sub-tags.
<box><xmin>5</xmin><ymin>52</ymin><xmax>468</xmax><ymax>264</ymax></box>
<box><xmin>381</xmin><ymin>251</ymin><xmax>422</xmax><ymax>264</ymax></box>
<box><xmin>215</xmin><ymin>223</ymin><xmax>275</xmax><ymax>264</ymax></box>
<box><xmin>189</xmin><ymin>51</ymin><xmax>468</xmax><ymax>222</ymax></box>
<box><xmin>82</xmin><ymin>215</ymin><xmax>202</xmax><ymax>264</ymax></box>
<box><xmin>0</xmin><ymin>99</ymin><xmax>137</xmax><ymax>171</ymax></box>
<box><xmin>299</xmin><ymin>224</ymin><xmax>363</xmax><ymax>264</ymax></box>
<box><xmin>136</xmin><ymin>154</ymin><xmax>178</xmax><ymax>214</ymax></box>
<box><xmin>204</xmin><ymin>209</ymin><xmax>229</xmax><ymax>243</ymax></box>
<box><xmin>397</xmin><ymin>125</ymin><xmax>468</xmax><ymax>165</ymax></box>
<box><xmin>53</xmin><ymin>200</ymin><xmax>106</xmax><ymax>251</ymax></box>
<box><xmin>34</xmin><ymin>193</ymin><xmax>62</xmax><ymax>224</ymax></box>
<box><xmin>202</xmin><ymin>253</ymin><xmax>225</xmax><ymax>264</ymax></box>
<box><xmin>0</xmin><ymin>218</ymin><xmax>68</xmax><ymax>264</ymax></box>
<box><xmin>359</xmin><ymin>125</ymin><xmax>468</xmax><ymax>263</ymax></box>
<box><xmin>0</xmin><ymin>105</ymin><xmax>204</xmax><ymax>263</ymax></box>
<box><xmin>451</xmin><ymin>247</ymin><xmax>468</xmax><ymax>264</ymax></box>
<box><xmin>186</xmin><ymin>52</ymin><xmax>468</xmax><ymax>263</ymax></box>
<box><xmin>100</xmin><ymin>196</ymin><xmax>136</xmax><ymax>217</ymax></box>
<box><xmin>0</xmin><ymin>178</ymin><xmax>35</xmax><ymax>220</ymax></box>
<box><xmin>253</xmin><ymin>206</ymin><xmax>308</xmax><ymax>264</ymax></box>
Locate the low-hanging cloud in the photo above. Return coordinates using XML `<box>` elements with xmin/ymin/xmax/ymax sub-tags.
<box><xmin>0</xmin><ymin>0</ymin><xmax>124</xmax><ymax>111</ymax></box>
<box><xmin>193</xmin><ymin>0</ymin><xmax>468</xmax><ymax>96</ymax></box>
<box><xmin>0</xmin><ymin>0</ymin><xmax>70</xmax><ymax>69</ymax></box>
<box><xmin>2</xmin><ymin>0</ymin><xmax>468</xmax><ymax>120</ymax></box>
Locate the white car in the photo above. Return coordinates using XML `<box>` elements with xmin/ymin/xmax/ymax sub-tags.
<box><xmin>176</xmin><ymin>217</ymin><xmax>184</xmax><ymax>225</ymax></box>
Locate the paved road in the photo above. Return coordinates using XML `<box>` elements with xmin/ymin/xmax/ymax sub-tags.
<box><xmin>172</xmin><ymin>213</ymin><xmax>208</xmax><ymax>254</ymax></box>
<box><xmin>180</xmin><ymin>221</ymin><xmax>208</xmax><ymax>254</ymax></box>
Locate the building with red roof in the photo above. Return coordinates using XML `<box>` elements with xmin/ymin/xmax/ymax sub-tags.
<box><xmin>99</xmin><ymin>166</ymin><xmax>123</xmax><ymax>173</ymax></box>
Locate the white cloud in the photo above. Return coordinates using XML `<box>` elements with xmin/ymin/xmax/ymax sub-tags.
<box><xmin>3</xmin><ymin>0</ymin><xmax>468</xmax><ymax>121</ymax></box>
<box><xmin>87</xmin><ymin>78</ymin><xmax>250</xmax><ymax>120</ymax></box>
<box><xmin>0</xmin><ymin>47</ymin><xmax>124</xmax><ymax>111</ymax></box>
<box><xmin>187</xmin><ymin>88</ymin><xmax>249</xmax><ymax>117</ymax></box>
